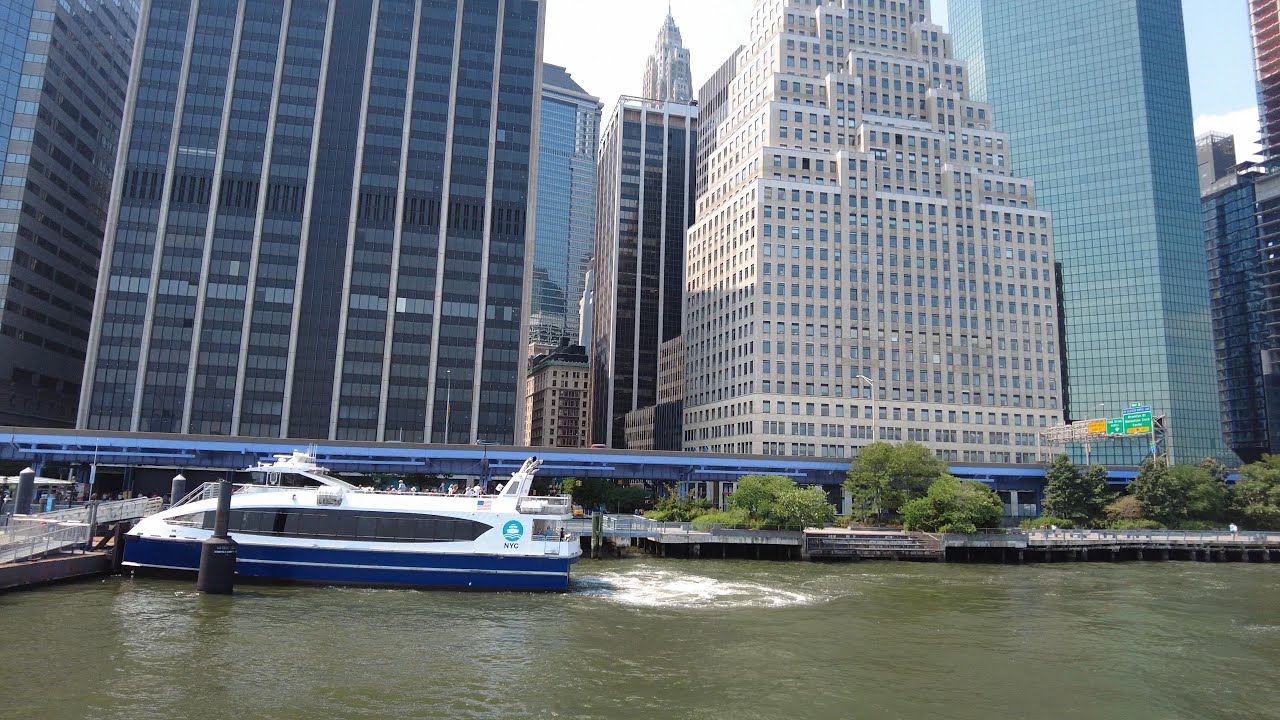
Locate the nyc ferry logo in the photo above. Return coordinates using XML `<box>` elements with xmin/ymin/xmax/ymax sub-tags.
<box><xmin>502</xmin><ymin>520</ymin><xmax>524</xmax><ymax>548</ymax></box>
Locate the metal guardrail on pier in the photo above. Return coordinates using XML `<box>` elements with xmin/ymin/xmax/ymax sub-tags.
<box><xmin>27</xmin><ymin>497</ymin><xmax>163</xmax><ymax>526</ymax></box>
<box><xmin>1025</xmin><ymin>529</ymin><xmax>1280</xmax><ymax>547</ymax></box>
<box><xmin>0</xmin><ymin>497</ymin><xmax>163</xmax><ymax>565</ymax></box>
<box><xmin>0</xmin><ymin>523</ymin><xmax>89</xmax><ymax>565</ymax></box>
<box><xmin>564</xmin><ymin>514</ymin><xmax>803</xmax><ymax>545</ymax></box>
<box><xmin>943</xmin><ymin>528</ymin><xmax>1280</xmax><ymax>549</ymax></box>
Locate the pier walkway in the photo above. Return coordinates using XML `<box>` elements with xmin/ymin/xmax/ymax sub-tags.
<box><xmin>566</xmin><ymin>515</ymin><xmax>803</xmax><ymax>559</ymax></box>
<box><xmin>571</xmin><ymin>515</ymin><xmax>1280</xmax><ymax>563</ymax></box>
<box><xmin>945</xmin><ymin>528</ymin><xmax>1280</xmax><ymax>562</ymax></box>
<box><xmin>0</xmin><ymin>497</ymin><xmax>161</xmax><ymax>565</ymax></box>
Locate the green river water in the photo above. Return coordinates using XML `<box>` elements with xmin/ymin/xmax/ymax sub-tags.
<box><xmin>1</xmin><ymin>560</ymin><xmax>1277</xmax><ymax>720</ymax></box>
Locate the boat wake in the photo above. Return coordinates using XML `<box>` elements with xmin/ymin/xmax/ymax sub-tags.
<box><xmin>575</xmin><ymin>566</ymin><xmax>816</xmax><ymax>609</ymax></box>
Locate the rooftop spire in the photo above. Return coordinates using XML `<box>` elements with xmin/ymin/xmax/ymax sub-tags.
<box><xmin>643</xmin><ymin>9</ymin><xmax>693</xmax><ymax>103</ymax></box>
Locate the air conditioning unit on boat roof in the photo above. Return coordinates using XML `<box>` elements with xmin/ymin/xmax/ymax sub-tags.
<box><xmin>316</xmin><ymin>486</ymin><xmax>344</xmax><ymax>507</ymax></box>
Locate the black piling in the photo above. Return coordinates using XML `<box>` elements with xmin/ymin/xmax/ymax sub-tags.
<box><xmin>110</xmin><ymin>521</ymin><xmax>127</xmax><ymax>572</ymax></box>
<box><xmin>590</xmin><ymin>512</ymin><xmax>603</xmax><ymax>559</ymax></box>
<box><xmin>13</xmin><ymin>466</ymin><xmax>35</xmax><ymax>515</ymax></box>
<box><xmin>170</xmin><ymin>473</ymin><xmax>187</xmax><ymax>508</ymax></box>
<box><xmin>196</xmin><ymin>480</ymin><xmax>237</xmax><ymax>594</ymax></box>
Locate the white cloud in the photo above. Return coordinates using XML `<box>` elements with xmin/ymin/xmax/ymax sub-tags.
<box><xmin>1194</xmin><ymin>106</ymin><xmax>1263</xmax><ymax>161</ymax></box>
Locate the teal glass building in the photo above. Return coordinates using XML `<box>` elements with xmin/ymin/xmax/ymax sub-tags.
<box><xmin>950</xmin><ymin>0</ymin><xmax>1227</xmax><ymax>463</ymax></box>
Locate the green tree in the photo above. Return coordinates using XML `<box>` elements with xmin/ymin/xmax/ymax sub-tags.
<box><xmin>1230</xmin><ymin>455</ymin><xmax>1280</xmax><ymax>529</ymax></box>
<box><xmin>900</xmin><ymin>475</ymin><xmax>1003</xmax><ymax>534</ymax></box>
<box><xmin>1104</xmin><ymin>494</ymin><xmax>1145</xmax><ymax>524</ymax></box>
<box><xmin>729</xmin><ymin>474</ymin><xmax>797</xmax><ymax>519</ymax></box>
<box><xmin>1041</xmin><ymin>455</ymin><xmax>1114</xmax><ymax>526</ymax></box>
<box><xmin>646</xmin><ymin>486</ymin><xmax>712</xmax><ymax>522</ymax></box>
<box><xmin>843</xmin><ymin>442</ymin><xmax>947</xmax><ymax>522</ymax></box>
<box><xmin>1199</xmin><ymin>457</ymin><xmax>1230</xmax><ymax>484</ymax></box>
<box><xmin>1129</xmin><ymin>460</ymin><xmax>1227</xmax><ymax>527</ymax></box>
<box><xmin>565</xmin><ymin>478</ymin><xmax>648</xmax><ymax>514</ymax></box>
<box><xmin>1233</xmin><ymin>455</ymin><xmax>1280</xmax><ymax>506</ymax></box>
<box><xmin>773</xmin><ymin>485</ymin><xmax>837</xmax><ymax>530</ymax></box>
<box><xmin>727</xmin><ymin>475</ymin><xmax>835</xmax><ymax>529</ymax></box>
<box><xmin>1181</xmin><ymin>465</ymin><xmax>1229</xmax><ymax>524</ymax></box>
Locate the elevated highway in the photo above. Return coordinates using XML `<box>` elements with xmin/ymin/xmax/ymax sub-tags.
<box><xmin>0</xmin><ymin>427</ymin><xmax>1140</xmax><ymax>509</ymax></box>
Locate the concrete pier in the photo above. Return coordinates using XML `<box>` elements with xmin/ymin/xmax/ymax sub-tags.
<box><xmin>569</xmin><ymin>517</ymin><xmax>1280</xmax><ymax>565</ymax></box>
<box><xmin>940</xmin><ymin>529</ymin><xmax>1280</xmax><ymax>563</ymax></box>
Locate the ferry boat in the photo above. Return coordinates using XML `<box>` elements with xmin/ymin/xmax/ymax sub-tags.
<box><xmin>123</xmin><ymin>453</ymin><xmax>581</xmax><ymax>591</ymax></box>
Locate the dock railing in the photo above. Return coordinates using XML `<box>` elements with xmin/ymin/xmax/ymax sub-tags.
<box><xmin>1025</xmin><ymin>529</ymin><xmax>1280</xmax><ymax>546</ymax></box>
<box><xmin>939</xmin><ymin>528</ymin><xmax>1280</xmax><ymax>549</ymax></box>
<box><xmin>0</xmin><ymin>522</ymin><xmax>90</xmax><ymax>564</ymax></box>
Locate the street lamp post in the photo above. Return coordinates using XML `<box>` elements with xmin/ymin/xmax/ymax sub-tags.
<box><xmin>444</xmin><ymin>369</ymin><xmax>452</xmax><ymax>444</ymax></box>
<box><xmin>1085</xmin><ymin>403</ymin><xmax>1105</xmax><ymax>465</ymax></box>
<box><xmin>855</xmin><ymin>374</ymin><xmax>876</xmax><ymax>444</ymax></box>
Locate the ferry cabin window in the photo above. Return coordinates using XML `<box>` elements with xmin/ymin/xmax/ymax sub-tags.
<box><xmin>205</xmin><ymin>508</ymin><xmax>492</xmax><ymax>543</ymax></box>
<box><xmin>167</xmin><ymin>511</ymin><xmax>206</xmax><ymax>527</ymax></box>
<box><xmin>532</xmin><ymin>519</ymin><xmax>562</xmax><ymax>538</ymax></box>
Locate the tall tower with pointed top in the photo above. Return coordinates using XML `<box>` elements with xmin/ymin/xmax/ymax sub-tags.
<box><xmin>642</xmin><ymin>11</ymin><xmax>693</xmax><ymax>102</ymax></box>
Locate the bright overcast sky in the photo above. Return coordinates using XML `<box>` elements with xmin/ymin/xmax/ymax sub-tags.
<box><xmin>545</xmin><ymin>0</ymin><xmax>1263</xmax><ymax>157</ymax></box>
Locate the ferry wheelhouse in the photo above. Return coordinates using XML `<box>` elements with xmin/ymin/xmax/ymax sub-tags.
<box><xmin>123</xmin><ymin>453</ymin><xmax>580</xmax><ymax>591</ymax></box>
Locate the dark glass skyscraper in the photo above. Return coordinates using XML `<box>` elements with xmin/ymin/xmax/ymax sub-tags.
<box><xmin>0</xmin><ymin>0</ymin><xmax>135</xmax><ymax>427</ymax></box>
<box><xmin>530</xmin><ymin>64</ymin><xmax>599</xmax><ymax>347</ymax></box>
<box><xmin>1201</xmin><ymin>153</ymin><xmax>1279</xmax><ymax>463</ymax></box>
<box><xmin>589</xmin><ymin>97</ymin><xmax>697</xmax><ymax>448</ymax></box>
<box><xmin>80</xmin><ymin>0</ymin><xmax>543</xmax><ymax>445</ymax></box>
<box><xmin>951</xmin><ymin>0</ymin><xmax>1227</xmax><ymax>463</ymax></box>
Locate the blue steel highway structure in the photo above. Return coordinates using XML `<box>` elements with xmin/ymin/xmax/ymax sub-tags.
<box><xmin>0</xmin><ymin>427</ymin><xmax>1139</xmax><ymax>518</ymax></box>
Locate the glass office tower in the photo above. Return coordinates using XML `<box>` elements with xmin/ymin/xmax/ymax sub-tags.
<box><xmin>79</xmin><ymin>0</ymin><xmax>543</xmax><ymax>445</ymax></box>
<box><xmin>951</xmin><ymin>0</ymin><xmax>1227</xmax><ymax>463</ymax></box>
<box><xmin>0</xmin><ymin>0</ymin><xmax>135</xmax><ymax>427</ymax></box>
<box><xmin>590</xmin><ymin>97</ymin><xmax>697</xmax><ymax>449</ymax></box>
<box><xmin>530</xmin><ymin>64</ymin><xmax>600</xmax><ymax>347</ymax></box>
<box><xmin>1202</xmin><ymin>160</ymin><xmax>1278</xmax><ymax>462</ymax></box>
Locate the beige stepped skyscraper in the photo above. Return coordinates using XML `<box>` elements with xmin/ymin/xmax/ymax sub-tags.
<box><xmin>643</xmin><ymin>10</ymin><xmax>694</xmax><ymax>102</ymax></box>
<box><xmin>683</xmin><ymin>0</ymin><xmax>1063</xmax><ymax>462</ymax></box>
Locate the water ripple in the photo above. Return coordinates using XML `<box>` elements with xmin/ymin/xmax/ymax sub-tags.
<box><xmin>577</xmin><ymin>565</ymin><xmax>816</xmax><ymax>609</ymax></box>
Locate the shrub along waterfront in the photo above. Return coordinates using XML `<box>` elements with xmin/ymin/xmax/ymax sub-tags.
<box><xmin>645</xmin><ymin>475</ymin><xmax>835</xmax><ymax>531</ymax></box>
<box><xmin>585</xmin><ymin>443</ymin><xmax>1280</xmax><ymax>534</ymax></box>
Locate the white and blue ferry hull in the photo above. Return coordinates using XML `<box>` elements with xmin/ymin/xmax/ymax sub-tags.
<box><xmin>124</xmin><ymin>535</ymin><xmax>577</xmax><ymax>592</ymax></box>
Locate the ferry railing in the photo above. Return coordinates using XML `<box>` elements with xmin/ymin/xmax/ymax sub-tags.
<box><xmin>173</xmin><ymin>483</ymin><xmax>300</xmax><ymax>507</ymax></box>
<box><xmin>172</xmin><ymin>482</ymin><xmax>220</xmax><ymax>507</ymax></box>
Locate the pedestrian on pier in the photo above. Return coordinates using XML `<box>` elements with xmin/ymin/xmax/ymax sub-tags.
<box><xmin>1229</xmin><ymin>523</ymin><xmax>1238</xmax><ymax>535</ymax></box>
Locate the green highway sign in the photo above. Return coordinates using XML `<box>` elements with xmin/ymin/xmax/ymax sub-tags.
<box><xmin>1106</xmin><ymin>418</ymin><xmax>1125</xmax><ymax>436</ymax></box>
<box><xmin>1122</xmin><ymin>406</ymin><xmax>1153</xmax><ymax>435</ymax></box>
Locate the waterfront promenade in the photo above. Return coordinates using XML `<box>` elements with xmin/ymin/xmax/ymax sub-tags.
<box><xmin>571</xmin><ymin>515</ymin><xmax>1280</xmax><ymax>564</ymax></box>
